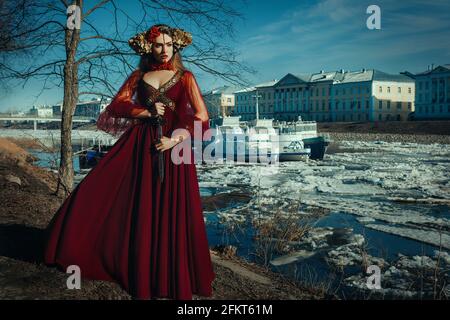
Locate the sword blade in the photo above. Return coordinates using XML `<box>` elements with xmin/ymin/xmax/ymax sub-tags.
<box><xmin>157</xmin><ymin>117</ymin><xmax>164</xmax><ymax>183</ymax></box>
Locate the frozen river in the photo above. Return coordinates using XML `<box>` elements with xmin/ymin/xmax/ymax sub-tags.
<box><xmin>28</xmin><ymin>137</ymin><xmax>450</xmax><ymax>298</ymax></box>
<box><xmin>196</xmin><ymin>140</ymin><xmax>450</xmax><ymax>298</ymax></box>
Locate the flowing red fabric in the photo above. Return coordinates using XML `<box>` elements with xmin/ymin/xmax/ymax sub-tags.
<box><xmin>44</xmin><ymin>69</ymin><xmax>215</xmax><ymax>300</ymax></box>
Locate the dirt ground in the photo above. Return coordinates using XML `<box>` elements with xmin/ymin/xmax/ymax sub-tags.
<box><xmin>0</xmin><ymin>137</ymin><xmax>324</xmax><ymax>300</ymax></box>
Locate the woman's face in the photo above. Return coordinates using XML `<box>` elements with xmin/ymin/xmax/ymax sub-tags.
<box><xmin>151</xmin><ymin>33</ymin><xmax>174</xmax><ymax>64</ymax></box>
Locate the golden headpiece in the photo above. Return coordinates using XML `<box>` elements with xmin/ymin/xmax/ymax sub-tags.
<box><xmin>128</xmin><ymin>24</ymin><xmax>192</xmax><ymax>55</ymax></box>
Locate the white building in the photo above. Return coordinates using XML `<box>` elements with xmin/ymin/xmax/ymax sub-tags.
<box><xmin>29</xmin><ymin>105</ymin><xmax>53</xmax><ymax>117</ymax></box>
<box><xmin>53</xmin><ymin>98</ymin><xmax>110</xmax><ymax>118</ymax></box>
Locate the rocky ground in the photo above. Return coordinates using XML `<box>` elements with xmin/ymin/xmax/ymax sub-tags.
<box><xmin>0</xmin><ymin>137</ymin><xmax>323</xmax><ymax>300</ymax></box>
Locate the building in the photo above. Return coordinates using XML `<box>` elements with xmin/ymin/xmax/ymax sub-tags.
<box><xmin>53</xmin><ymin>98</ymin><xmax>110</xmax><ymax>118</ymax></box>
<box><xmin>29</xmin><ymin>105</ymin><xmax>53</xmax><ymax>117</ymax></box>
<box><xmin>331</xmin><ymin>69</ymin><xmax>371</xmax><ymax>122</ymax></box>
<box><xmin>272</xmin><ymin>73</ymin><xmax>311</xmax><ymax>121</ymax></box>
<box><xmin>370</xmin><ymin>70</ymin><xmax>415</xmax><ymax>121</ymax></box>
<box><xmin>307</xmin><ymin>71</ymin><xmax>342</xmax><ymax>122</ymax></box>
<box><xmin>407</xmin><ymin>64</ymin><xmax>450</xmax><ymax>120</ymax></box>
<box><xmin>333</xmin><ymin>69</ymin><xmax>415</xmax><ymax>122</ymax></box>
<box><xmin>231</xmin><ymin>68</ymin><xmax>415</xmax><ymax>122</ymax></box>
<box><xmin>203</xmin><ymin>86</ymin><xmax>237</xmax><ymax>118</ymax></box>
<box><xmin>233</xmin><ymin>80</ymin><xmax>278</xmax><ymax>121</ymax></box>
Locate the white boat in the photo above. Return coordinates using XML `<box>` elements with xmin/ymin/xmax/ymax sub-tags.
<box><xmin>274</xmin><ymin>116</ymin><xmax>331</xmax><ymax>160</ymax></box>
<box><xmin>203</xmin><ymin>116</ymin><xmax>312</xmax><ymax>163</ymax></box>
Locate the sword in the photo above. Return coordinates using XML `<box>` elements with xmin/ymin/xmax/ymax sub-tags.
<box><xmin>156</xmin><ymin>114</ymin><xmax>166</xmax><ymax>183</ymax></box>
<box><xmin>146</xmin><ymin>96</ymin><xmax>173</xmax><ymax>184</ymax></box>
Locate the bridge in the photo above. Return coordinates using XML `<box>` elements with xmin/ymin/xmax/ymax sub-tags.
<box><xmin>0</xmin><ymin>129</ymin><xmax>117</xmax><ymax>148</ymax></box>
<box><xmin>0</xmin><ymin>116</ymin><xmax>95</xmax><ymax>130</ymax></box>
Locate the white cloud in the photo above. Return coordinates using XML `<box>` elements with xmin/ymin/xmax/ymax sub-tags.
<box><xmin>236</xmin><ymin>0</ymin><xmax>450</xmax><ymax>73</ymax></box>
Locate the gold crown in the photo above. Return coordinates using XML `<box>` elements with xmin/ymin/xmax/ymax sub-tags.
<box><xmin>128</xmin><ymin>25</ymin><xmax>192</xmax><ymax>55</ymax></box>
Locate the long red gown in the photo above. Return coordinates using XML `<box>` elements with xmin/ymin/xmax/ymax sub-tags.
<box><xmin>44</xmin><ymin>68</ymin><xmax>216</xmax><ymax>300</ymax></box>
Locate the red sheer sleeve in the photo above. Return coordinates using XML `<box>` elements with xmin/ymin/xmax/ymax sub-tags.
<box><xmin>96</xmin><ymin>69</ymin><xmax>148</xmax><ymax>137</ymax></box>
<box><xmin>174</xmin><ymin>70</ymin><xmax>211</xmax><ymax>141</ymax></box>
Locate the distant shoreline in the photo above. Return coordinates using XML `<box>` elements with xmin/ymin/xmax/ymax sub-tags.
<box><xmin>325</xmin><ymin>132</ymin><xmax>450</xmax><ymax>144</ymax></box>
<box><xmin>318</xmin><ymin>120</ymin><xmax>450</xmax><ymax>144</ymax></box>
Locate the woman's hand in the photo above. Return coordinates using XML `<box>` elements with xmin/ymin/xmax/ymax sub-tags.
<box><xmin>155</xmin><ymin>136</ymin><xmax>182</xmax><ymax>152</ymax></box>
<box><xmin>149</xmin><ymin>102</ymin><xmax>166</xmax><ymax>117</ymax></box>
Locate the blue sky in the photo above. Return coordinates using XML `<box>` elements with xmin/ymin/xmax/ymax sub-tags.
<box><xmin>1</xmin><ymin>0</ymin><xmax>449</xmax><ymax>111</ymax></box>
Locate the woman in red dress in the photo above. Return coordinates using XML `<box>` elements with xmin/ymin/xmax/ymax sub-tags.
<box><xmin>44</xmin><ymin>24</ymin><xmax>215</xmax><ymax>300</ymax></box>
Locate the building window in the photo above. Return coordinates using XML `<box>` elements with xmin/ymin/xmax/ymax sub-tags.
<box><xmin>379</xmin><ymin>101</ymin><xmax>382</xmax><ymax>109</ymax></box>
<box><xmin>387</xmin><ymin>87</ymin><xmax>391</xmax><ymax>93</ymax></box>
<box><xmin>397</xmin><ymin>102</ymin><xmax>402</xmax><ymax>109</ymax></box>
<box><xmin>408</xmin><ymin>102</ymin><xmax>411</xmax><ymax>110</ymax></box>
<box><xmin>398</xmin><ymin>87</ymin><xmax>401</xmax><ymax>93</ymax></box>
<box><xmin>379</xmin><ymin>86</ymin><xmax>382</xmax><ymax>93</ymax></box>
<box><xmin>387</xmin><ymin>101</ymin><xmax>391</xmax><ymax>109</ymax></box>
<box><xmin>408</xmin><ymin>87</ymin><xmax>412</xmax><ymax>94</ymax></box>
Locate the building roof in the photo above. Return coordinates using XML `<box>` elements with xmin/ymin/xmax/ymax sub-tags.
<box><xmin>235</xmin><ymin>67</ymin><xmax>417</xmax><ymax>92</ymax></box>
<box><xmin>372</xmin><ymin>69</ymin><xmax>414</xmax><ymax>82</ymax></box>
<box><xmin>292</xmin><ymin>73</ymin><xmax>312</xmax><ymax>82</ymax></box>
<box><xmin>233</xmin><ymin>80</ymin><xmax>278</xmax><ymax>93</ymax></box>
<box><xmin>411</xmin><ymin>64</ymin><xmax>450</xmax><ymax>77</ymax></box>
<box><xmin>335</xmin><ymin>69</ymin><xmax>414</xmax><ymax>84</ymax></box>
<box><xmin>204</xmin><ymin>85</ymin><xmax>238</xmax><ymax>95</ymax></box>
<box><xmin>310</xmin><ymin>71</ymin><xmax>340</xmax><ymax>83</ymax></box>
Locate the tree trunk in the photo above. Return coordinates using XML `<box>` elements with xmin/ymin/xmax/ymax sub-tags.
<box><xmin>55</xmin><ymin>1</ymin><xmax>81</xmax><ymax>196</ymax></box>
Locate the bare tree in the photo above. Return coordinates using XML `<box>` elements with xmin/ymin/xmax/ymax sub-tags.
<box><xmin>0</xmin><ymin>0</ymin><xmax>254</xmax><ymax>195</ymax></box>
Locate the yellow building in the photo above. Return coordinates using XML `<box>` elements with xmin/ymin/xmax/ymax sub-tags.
<box><xmin>203</xmin><ymin>86</ymin><xmax>236</xmax><ymax>118</ymax></box>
